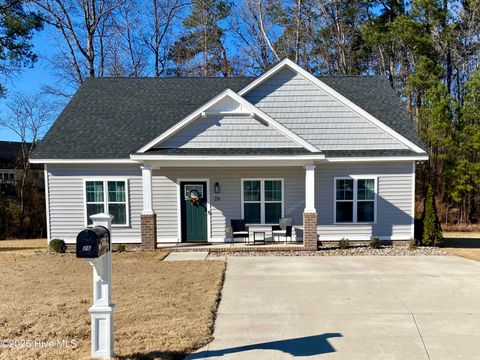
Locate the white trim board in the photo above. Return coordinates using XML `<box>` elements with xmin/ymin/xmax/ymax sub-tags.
<box><xmin>333</xmin><ymin>176</ymin><xmax>378</xmax><ymax>225</ymax></box>
<box><xmin>238</xmin><ymin>58</ymin><xmax>426</xmax><ymax>154</ymax></box>
<box><xmin>240</xmin><ymin>178</ymin><xmax>284</xmax><ymax>225</ymax></box>
<box><xmin>326</xmin><ymin>155</ymin><xmax>428</xmax><ymax>162</ymax></box>
<box><xmin>44</xmin><ymin>164</ymin><xmax>51</xmax><ymax>242</ymax></box>
<box><xmin>30</xmin><ymin>159</ymin><xmax>135</xmax><ymax>164</ymax></box>
<box><xmin>137</xmin><ymin>89</ymin><xmax>319</xmax><ymax>153</ymax></box>
<box><xmin>82</xmin><ymin>177</ymin><xmax>131</xmax><ymax>228</ymax></box>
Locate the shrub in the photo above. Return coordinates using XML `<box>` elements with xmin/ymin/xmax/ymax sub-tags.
<box><xmin>338</xmin><ymin>238</ymin><xmax>350</xmax><ymax>249</ymax></box>
<box><xmin>49</xmin><ymin>239</ymin><xmax>66</xmax><ymax>253</ymax></box>
<box><xmin>117</xmin><ymin>244</ymin><xmax>126</xmax><ymax>253</ymax></box>
<box><xmin>408</xmin><ymin>238</ymin><xmax>418</xmax><ymax>250</ymax></box>
<box><xmin>421</xmin><ymin>186</ymin><xmax>443</xmax><ymax>247</ymax></box>
<box><xmin>369</xmin><ymin>237</ymin><xmax>381</xmax><ymax>249</ymax></box>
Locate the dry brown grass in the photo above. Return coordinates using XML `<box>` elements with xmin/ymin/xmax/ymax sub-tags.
<box><xmin>0</xmin><ymin>240</ymin><xmax>225</xmax><ymax>360</ymax></box>
<box><xmin>443</xmin><ymin>232</ymin><xmax>480</xmax><ymax>262</ymax></box>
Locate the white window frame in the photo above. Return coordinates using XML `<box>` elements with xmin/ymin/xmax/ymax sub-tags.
<box><xmin>241</xmin><ymin>178</ymin><xmax>284</xmax><ymax>225</ymax></box>
<box><xmin>334</xmin><ymin>176</ymin><xmax>377</xmax><ymax>224</ymax></box>
<box><xmin>83</xmin><ymin>177</ymin><xmax>130</xmax><ymax>227</ymax></box>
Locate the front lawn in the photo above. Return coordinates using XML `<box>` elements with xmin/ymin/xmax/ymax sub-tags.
<box><xmin>0</xmin><ymin>240</ymin><xmax>225</xmax><ymax>359</ymax></box>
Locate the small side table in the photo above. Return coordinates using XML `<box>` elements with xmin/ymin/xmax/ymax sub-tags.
<box><xmin>253</xmin><ymin>231</ymin><xmax>266</xmax><ymax>245</ymax></box>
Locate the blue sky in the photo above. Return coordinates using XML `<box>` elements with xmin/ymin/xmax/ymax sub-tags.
<box><xmin>0</xmin><ymin>30</ymin><xmax>57</xmax><ymax>141</ymax></box>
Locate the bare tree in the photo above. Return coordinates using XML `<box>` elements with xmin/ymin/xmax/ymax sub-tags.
<box><xmin>0</xmin><ymin>92</ymin><xmax>56</xmax><ymax>217</ymax></box>
<box><xmin>144</xmin><ymin>0</ymin><xmax>187</xmax><ymax>77</ymax></box>
<box><xmin>232</xmin><ymin>0</ymin><xmax>278</xmax><ymax>73</ymax></box>
<box><xmin>30</xmin><ymin>0</ymin><xmax>124</xmax><ymax>84</ymax></box>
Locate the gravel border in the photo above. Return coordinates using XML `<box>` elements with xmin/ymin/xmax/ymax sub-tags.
<box><xmin>207</xmin><ymin>245</ymin><xmax>449</xmax><ymax>257</ymax></box>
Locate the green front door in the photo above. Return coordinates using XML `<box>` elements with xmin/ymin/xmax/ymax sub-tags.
<box><xmin>180</xmin><ymin>182</ymin><xmax>208</xmax><ymax>242</ymax></box>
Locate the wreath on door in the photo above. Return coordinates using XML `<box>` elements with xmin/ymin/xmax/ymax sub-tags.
<box><xmin>186</xmin><ymin>189</ymin><xmax>202</xmax><ymax>206</ymax></box>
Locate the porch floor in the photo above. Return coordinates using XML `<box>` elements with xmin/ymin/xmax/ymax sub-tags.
<box><xmin>156</xmin><ymin>241</ymin><xmax>306</xmax><ymax>252</ymax></box>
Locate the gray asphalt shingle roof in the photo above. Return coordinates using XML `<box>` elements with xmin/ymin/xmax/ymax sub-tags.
<box><xmin>31</xmin><ymin>75</ymin><xmax>425</xmax><ymax>160</ymax></box>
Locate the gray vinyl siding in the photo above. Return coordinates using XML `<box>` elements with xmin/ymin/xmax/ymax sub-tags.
<box><xmin>158</xmin><ymin>114</ymin><xmax>299</xmax><ymax>148</ymax></box>
<box><xmin>47</xmin><ymin>164</ymin><xmax>142</xmax><ymax>243</ymax></box>
<box><xmin>317</xmin><ymin>225</ymin><xmax>372</xmax><ymax>240</ymax></box>
<box><xmin>46</xmin><ymin>162</ymin><xmax>413</xmax><ymax>244</ymax></box>
<box><xmin>315</xmin><ymin>161</ymin><xmax>414</xmax><ymax>239</ymax></box>
<box><xmin>154</xmin><ymin>168</ymin><xmax>304</xmax><ymax>241</ymax></box>
<box><xmin>245</xmin><ymin>67</ymin><xmax>408</xmax><ymax>150</ymax></box>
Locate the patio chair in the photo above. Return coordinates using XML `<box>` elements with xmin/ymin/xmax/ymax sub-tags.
<box><xmin>230</xmin><ymin>219</ymin><xmax>249</xmax><ymax>245</ymax></box>
<box><xmin>272</xmin><ymin>218</ymin><xmax>293</xmax><ymax>243</ymax></box>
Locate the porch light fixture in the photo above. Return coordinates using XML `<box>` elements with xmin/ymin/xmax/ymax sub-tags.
<box><xmin>214</xmin><ymin>182</ymin><xmax>220</xmax><ymax>193</ymax></box>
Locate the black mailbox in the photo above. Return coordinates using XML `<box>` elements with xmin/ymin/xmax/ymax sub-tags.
<box><xmin>76</xmin><ymin>226</ymin><xmax>110</xmax><ymax>258</ymax></box>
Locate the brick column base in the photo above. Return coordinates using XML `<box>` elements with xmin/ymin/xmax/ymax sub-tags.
<box><xmin>303</xmin><ymin>212</ymin><xmax>318</xmax><ymax>251</ymax></box>
<box><xmin>141</xmin><ymin>214</ymin><xmax>157</xmax><ymax>250</ymax></box>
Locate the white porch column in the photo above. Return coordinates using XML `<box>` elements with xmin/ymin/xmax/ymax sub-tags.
<box><xmin>141</xmin><ymin>164</ymin><xmax>154</xmax><ymax>215</ymax></box>
<box><xmin>304</xmin><ymin>164</ymin><xmax>316</xmax><ymax>212</ymax></box>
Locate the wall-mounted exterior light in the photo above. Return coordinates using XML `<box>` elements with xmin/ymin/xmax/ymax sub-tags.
<box><xmin>214</xmin><ymin>182</ymin><xmax>220</xmax><ymax>193</ymax></box>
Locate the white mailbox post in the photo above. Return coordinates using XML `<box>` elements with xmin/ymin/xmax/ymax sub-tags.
<box><xmin>80</xmin><ymin>213</ymin><xmax>115</xmax><ymax>359</ymax></box>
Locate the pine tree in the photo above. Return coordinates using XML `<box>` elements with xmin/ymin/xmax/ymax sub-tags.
<box><xmin>170</xmin><ymin>0</ymin><xmax>232</xmax><ymax>76</ymax></box>
<box><xmin>447</xmin><ymin>70</ymin><xmax>480</xmax><ymax>224</ymax></box>
<box><xmin>422</xmin><ymin>185</ymin><xmax>443</xmax><ymax>246</ymax></box>
<box><xmin>0</xmin><ymin>1</ymin><xmax>43</xmax><ymax>94</ymax></box>
<box><xmin>417</xmin><ymin>82</ymin><xmax>455</xmax><ymax>196</ymax></box>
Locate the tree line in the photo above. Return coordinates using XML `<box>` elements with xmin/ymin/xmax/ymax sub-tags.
<box><xmin>1</xmin><ymin>0</ymin><xmax>480</xmax><ymax>226</ymax></box>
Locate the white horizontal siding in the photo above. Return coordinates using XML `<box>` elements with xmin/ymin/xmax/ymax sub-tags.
<box><xmin>47</xmin><ymin>165</ymin><xmax>142</xmax><ymax>243</ymax></box>
<box><xmin>155</xmin><ymin>168</ymin><xmax>304</xmax><ymax>242</ymax></box>
<box><xmin>46</xmin><ymin>162</ymin><xmax>414</xmax><ymax>244</ymax></box>
<box><xmin>315</xmin><ymin>161</ymin><xmax>414</xmax><ymax>240</ymax></box>
<box><xmin>245</xmin><ymin>67</ymin><xmax>408</xmax><ymax>150</ymax></box>
<box><xmin>317</xmin><ymin>225</ymin><xmax>372</xmax><ymax>241</ymax></box>
<box><xmin>159</xmin><ymin>114</ymin><xmax>299</xmax><ymax>149</ymax></box>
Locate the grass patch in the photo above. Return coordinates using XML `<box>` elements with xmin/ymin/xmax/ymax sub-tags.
<box><xmin>0</xmin><ymin>241</ymin><xmax>225</xmax><ymax>359</ymax></box>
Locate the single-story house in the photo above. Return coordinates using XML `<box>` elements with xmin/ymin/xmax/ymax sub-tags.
<box><xmin>30</xmin><ymin>59</ymin><xmax>428</xmax><ymax>249</ymax></box>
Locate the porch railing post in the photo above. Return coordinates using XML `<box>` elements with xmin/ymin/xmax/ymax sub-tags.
<box><xmin>141</xmin><ymin>164</ymin><xmax>153</xmax><ymax>215</ymax></box>
<box><xmin>141</xmin><ymin>164</ymin><xmax>157</xmax><ymax>250</ymax></box>
<box><xmin>303</xmin><ymin>164</ymin><xmax>318</xmax><ymax>251</ymax></box>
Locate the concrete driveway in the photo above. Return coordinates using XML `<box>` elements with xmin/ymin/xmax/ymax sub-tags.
<box><xmin>187</xmin><ymin>256</ymin><xmax>480</xmax><ymax>359</ymax></box>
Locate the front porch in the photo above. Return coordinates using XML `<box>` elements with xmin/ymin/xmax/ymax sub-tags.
<box><xmin>136</xmin><ymin>160</ymin><xmax>320</xmax><ymax>251</ymax></box>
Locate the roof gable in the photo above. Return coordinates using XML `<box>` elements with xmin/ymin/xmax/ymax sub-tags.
<box><xmin>138</xmin><ymin>89</ymin><xmax>319</xmax><ymax>153</ymax></box>
<box><xmin>240</xmin><ymin>59</ymin><xmax>425</xmax><ymax>153</ymax></box>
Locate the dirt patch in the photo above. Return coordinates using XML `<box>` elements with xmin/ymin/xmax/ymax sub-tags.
<box><xmin>0</xmin><ymin>246</ymin><xmax>225</xmax><ymax>359</ymax></box>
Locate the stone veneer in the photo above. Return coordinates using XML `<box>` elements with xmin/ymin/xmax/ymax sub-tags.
<box><xmin>141</xmin><ymin>214</ymin><xmax>157</xmax><ymax>250</ymax></box>
<box><xmin>303</xmin><ymin>212</ymin><xmax>318</xmax><ymax>250</ymax></box>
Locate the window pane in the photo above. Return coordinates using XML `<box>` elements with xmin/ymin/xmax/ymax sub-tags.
<box><xmin>184</xmin><ymin>184</ymin><xmax>203</xmax><ymax>198</ymax></box>
<box><xmin>265</xmin><ymin>203</ymin><xmax>282</xmax><ymax>224</ymax></box>
<box><xmin>244</xmin><ymin>203</ymin><xmax>261</xmax><ymax>223</ymax></box>
<box><xmin>336</xmin><ymin>179</ymin><xmax>353</xmax><ymax>200</ymax></box>
<box><xmin>265</xmin><ymin>180</ymin><xmax>282</xmax><ymax>201</ymax></box>
<box><xmin>357</xmin><ymin>201</ymin><xmax>374</xmax><ymax>222</ymax></box>
<box><xmin>87</xmin><ymin>204</ymin><xmax>104</xmax><ymax>225</ymax></box>
<box><xmin>336</xmin><ymin>202</ymin><xmax>353</xmax><ymax>222</ymax></box>
<box><xmin>108</xmin><ymin>181</ymin><xmax>125</xmax><ymax>202</ymax></box>
<box><xmin>109</xmin><ymin>204</ymin><xmax>127</xmax><ymax>225</ymax></box>
<box><xmin>86</xmin><ymin>181</ymin><xmax>104</xmax><ymax>202</ymax></box>
<box><xmin>358</xmin><ymin>179</ymin><xmax>375</xmax><ymax>200</ymax></box>
<box><xmin>243</xmin><ymin>181</ymin><xmax>260</xmax><ymax>201</ymax></box>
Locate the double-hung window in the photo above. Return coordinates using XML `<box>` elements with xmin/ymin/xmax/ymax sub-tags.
<box><xmin>242</xmin><ymin>179</ymin><xmax>283</xmax><ymax>224</ymax></box>
<box><xmin>85</xmin><ymin>180</ymin><xmax>128</xmax><ymax>226</ymax></box>
<box><xmin>335</xmin><ymin>177</ymin><xmax>376</xmax><ymax>223</ymax></box>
